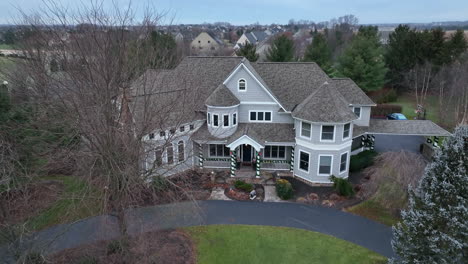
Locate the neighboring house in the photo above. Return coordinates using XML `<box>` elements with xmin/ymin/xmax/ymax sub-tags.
<box><xmin>171</xmin><ymin>32</ymin><xmax>184</xmax><ymax>43</ymax></box>
<box><xmin>190</xmin><ymin>32</ymin><xmax>223</xmax><ymax>54</ymax></box>
<box><xmin>235</xmin><ymin>31</ymin><xmax>269</xmax><ymax>49</ymax></box>
<box><xmin>234</xmin><ymin>31</ymin><xmax>271</xmax><ymax>61</ymax></box>
<box><xmin>133</xmin><ymin>57</ymin><xmax>450</xmax><ymax>185</ymax></box>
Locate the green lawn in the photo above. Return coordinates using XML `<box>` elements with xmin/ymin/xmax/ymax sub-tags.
<box><xmin>347</xmin><ymin>199</ymin><xmax>400</xmax><ymax>226</ymax></box>
<box><xmin>391</xmin><ymin>94</ymin><xmax>440</xmax><ymax>124</ymax></box>
<box><xmin>27</xmin><ymin>175</ymin><xmax>102</xmax><ymax>231</ymax></box>
<box><xmin>186</xmin><ymin>225</ymin><xmax>387</xmax><ymax>264</ymax></box>
<box><xmin>0</xmin><ymin>44</ymin><xmax>15</xmax><ymax>49</ymax></box>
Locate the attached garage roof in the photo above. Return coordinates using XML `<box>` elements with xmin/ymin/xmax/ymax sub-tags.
<box><xmin>353</xmin><ymin>119</ymin><xmax>451</xmax><ymax>137</ymax></box>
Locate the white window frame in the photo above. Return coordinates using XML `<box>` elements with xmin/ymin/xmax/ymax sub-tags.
<box><xmin>320</xmin><ymin>125</ymin><xmax>335</xmax><ymax>142</ymax></box>
<box><xmin>207</xmin><ymin>113</ymin><xmax>211</xmax><ymax>126</ymax></box>
<box><xmin>248</xmin><ymin>111</ymin><xmax>273</xmax><ymax>122</ymax></box>
<box><xmin>238</xmin><ymin>78</ymin><xmax>247</xmax><ymax>92</ymax></box>
<box><xmin>166</xmin><ymin>144</ymin><xmax>174</xmax><ymax>165</ymax></box>
<box><xmin>300</xmin><ymin>121</ymin><xmax>312</xmax><ymax>139</ymax></box>
<box><xmin>317</xmin><ymin>154</ymin><xmax>333</xmax><ymax>176</ymax></box>
<box><xmin>339</xmin><ymin>151</ymin><xmax>349</xmax><ymax>174</ymax></box>
<box><xmin>298</xmin><ymin>150</ymin><xmax>310</xmax><ymax>173</ymax></box>
<box><xmin>353</xmin><ymin>107</ymin><xmax>361</xmax><ymax>119</ymax></box>
<box><xmin>213</xmin><ymin>114</ymin><xmax>219</xmax><ymax>127</ymax></box>
<box><xmin>263</xmin><ymin>145</ymin><xmax>286</xmax><ymax>160</ymax></box>
<box><xmin>223</xmin><ymin>114</ymin><xmax>229</xmax><ymax>127</ymax></box>
<box><xmin>342</xmin><ymin>123</ymin><xmax>351</xmax><ymax>140</ymax></box>
<box><xmin>232</xmin><ymin>112</ymin><xmax>237</xmax><ymax>126</ymax></box>
<box><xmin>208</xmin><ymin>144</ymin><xmax>230</xmax><ymax>157</ymax></box>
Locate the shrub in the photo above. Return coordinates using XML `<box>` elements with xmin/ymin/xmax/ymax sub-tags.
<box><xmin>20</xmin><ymin>252</ymin><xmax>46</xmax><ymax>264</ymax></box>
<box><xmin>234</xmin><ymin>180</ymin><xmax>254</xmax><ymax>192</ymax></box>
<box><xmin>371</xmin><ymin>104</ymin><xmax>402</xmax><ymax>117</ymax></box>
<box><xmin>376</xmin><ymin>89</ymin><xmax>397</xmax><ymax>104</ymax></box>
<box><xmin>151</xmin><ymin>176</ymin><xmax>168</xmax><ymax>191</ymax></box>
<box><xmin>350</xmin><ymin>150</ymin><xmax>377</xmax><ymax>172</ymax></box>
<box><xmin>106</xmin><ymin>239</ymin><xmax>128</xmax><ymax>255</ymax></box>
<box><xmin>275</xmin><ymin>179</ymin><xmax>293</xmax><ymax>200</ymax></box>
<box><xmin>329</xmin><ymin>176</ymin><xmax>355</xmax><ymax>197</ymax></box>
<box><xmin>76</xmin><ymin>256</ymin><xmax>98</xmax><ymax>264</ymax></box>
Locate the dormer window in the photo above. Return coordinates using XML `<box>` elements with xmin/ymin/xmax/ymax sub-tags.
<box><xmin>353</xmin><ymin>107</ymin><xmax>361</xmax><ymax>119</ymax></box>
<box><xmin>238</xmin><ymin>79</ymin><xmax>246</xmax><ymax>91</ymax></box>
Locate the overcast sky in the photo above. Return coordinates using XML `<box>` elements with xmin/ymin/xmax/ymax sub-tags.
<box><xmin>1</xmin><ymin>0</ymin><xmax>467</xmax><ymax>25</ymax></box>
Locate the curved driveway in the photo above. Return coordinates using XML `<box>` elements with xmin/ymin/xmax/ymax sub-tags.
<box><xmin>1</xmin><ymin>201</ymin><xmax>394</xmax><ymax>262</ymax></box>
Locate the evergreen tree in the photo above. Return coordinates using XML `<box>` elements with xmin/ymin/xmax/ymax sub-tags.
<box><xmin>390</xmin><ymin>126</ymin><xmax>468</xmax><ymax>264</ymax></box>
<box><xmin>147</xmin><ymin>31</ymin><xmax>177</xmax><ymax>68</ymax></box>
<box><xmin>303</xmin><ymin>33</ymin><xmax>332</xmax><ymax>67</ymax></box>
<box><xmin>447</xmin><ymin>29</ymin><xmax>467</xmax><ymax>62</ymax></box>
<box><xmin>266</xmin><ymin>34</ymin><xmax>295</xmax><ymax>62</ymax></box>
<box><xmin>385</xmin><ymin>25</ymin><xmax>422</xmax><ymax>86</ymax></box>
<box><xmin>337</xmin><ymin>26</ymin><xmax>387</xmax><ymax>92</ymax></box>
<box><xmin>235</xmin><ymin>42</ymin><xmax>259</xmax><ymax>62</ymax></box>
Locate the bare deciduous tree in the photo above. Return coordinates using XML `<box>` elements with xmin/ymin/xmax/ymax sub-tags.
<box><xmin>1</xmin><ymin>1</ymin><xmax>203</xmax><ymax>248</ymax></box>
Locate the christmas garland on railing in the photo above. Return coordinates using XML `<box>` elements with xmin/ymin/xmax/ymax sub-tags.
<box><xmin>262</xmin><ymin>159</ymin><xmax>291</xmax><ymax>164</ymax></box>
<box><xmin>205</xmin><ymin>157</ymin><xmax>231</xmax><ymax>162</ymax></box>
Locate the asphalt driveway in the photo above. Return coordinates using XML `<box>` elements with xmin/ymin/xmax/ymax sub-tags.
<box><xmin>374</xmin><ymin>134</ymin><xmax>426</xmax><ymax>153</ymax></box>
<box><xmin>1</xmin><ymin>200</ymin><xmax>394</xmax><ymax>262</ymax></box>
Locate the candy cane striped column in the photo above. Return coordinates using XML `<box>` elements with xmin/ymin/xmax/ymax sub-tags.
<box><xmin>290</xmin><ymin>146</ymin><xmax>295</xmax><ymax>171</ymax></box>
<box><xmin>198</xmin><ymin>143</ymin><xmax>204</xmax><ymax>168</ymax></box>
<box><xmin>230</xmin><ymin>150</ymin><xmax>236</xmax><ymax>177</ymax></box>
<box><xmin>255</xmin><ymin>151</ymin><xmax>261</xmax><ymax>178</ymax></box>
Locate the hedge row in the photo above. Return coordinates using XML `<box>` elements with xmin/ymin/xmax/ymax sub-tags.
<box><xmin>371</xmin><ymin>104</ymin><xmax>403</xmax><ymax>117</ymax></box>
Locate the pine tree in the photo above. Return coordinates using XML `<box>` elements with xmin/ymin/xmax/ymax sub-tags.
<box><xmin>266</xmin><ymin>34</ymin><xmax>295</xmax><ymax>62</ymax></box>
<box><xmin>390</xmin><ymin>125</ymin><xmax>468</xmax><ymax>264</ymax></box>
<box><xmin>337</xmin><ymin>26</ymin><xmax>387</xmax><ymax>92</ymax></box>
<box><xmin>235</xmin><ymin>42</ymin><xmax>259</xmax><ymax>62</ymax></box>
<box><xmin>447</xmin><ymin>29</ymin><xmax>467</xmax><ymax>62</ymax></box>
<box><xmin>385</xmin><ymin>25</ymin><xmax>422</xmax><ymax>86</ymax></box>
<box><xmin>303</xmin><ymin>33</ymin><xmax>332</xmax><ymax>67</ymax></box>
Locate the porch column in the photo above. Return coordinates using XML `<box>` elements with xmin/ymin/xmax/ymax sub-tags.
<box><xmin>255</xmin><ymin>150</ymin><xmax>261</xmax><ymax>178</ymax></box>
<box><xmin>198</xmin><ymin>143</ymin><xmax>204</xmax><ymax>168</ymax></box>
<box><xmin>230</xmin><ymin>149</ymin><xmax>237</xmax><ymax>177</ymax></box>
<box><xmin>290</xmin><ymin>146</ymin><xmax>295</xmax><ymax>172</ymax></box>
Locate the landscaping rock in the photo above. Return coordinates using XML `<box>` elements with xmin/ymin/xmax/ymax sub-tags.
<box><xmin>255</xmin><ymin>187</ymin><xmax>264</xmax><ymax>195</ymax></box>
<box><xmin>329</xmin><ymin>193</ymin><xmax>341</xmax><ymax>201</ymax></box>
<box><xmin>215</xmin><ymin>177</ymin><xmax>226</xmax><ymax>184</ymax></box>
<box><xmin>322</xmin><ymin>200</ymin><xmax>335</xmax><ymax>207</ymax></box>
<box><xmin>306</xmin><ymin>193</ymin><xmax>319</xmax><ymax>201</ymax></box>
<box><xmin>296</xmin><ymin>197</ymin><xmax>307</xmax><ymax>203</ymax></box>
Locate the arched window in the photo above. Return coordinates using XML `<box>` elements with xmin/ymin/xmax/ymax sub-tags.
<box><xmin>238</xmin><ymin>79</ymin><xmax>246</xmax><ymax>91</ymax></box>
<box><xmin>178</xmin><ymin>140</ymin><xmax>185</xmax><ymax>162</ymax></box>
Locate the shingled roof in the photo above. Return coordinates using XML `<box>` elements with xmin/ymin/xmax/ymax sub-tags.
<box><xmin>292</xmin><ymin>82</ymin><xmax>358</xmax><ymax>123</ymax></box>
<box><xmin>251</xmin><ymin>62</ymin><xmax>330</xmax><ymax>112</ymax></box>
<box><xmin>192</xmin><ymin>123</ymin><xmax>295</xmax><ymax>144</ymax></box>
<box><xmin>205</xmin><ymin>84</ymin><xmax>240</xmax><ymax>106</ymax></box>
<box><xmin>332</xmin><ymin>78</ymin><xmax>376</xmax><ymax>106</ymax></box>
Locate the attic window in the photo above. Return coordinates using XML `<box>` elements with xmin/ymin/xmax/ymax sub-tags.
<box><xmin>238</xmin><ymin>79</ymin><xmax>246</xmax><ymax>91</ymax></box>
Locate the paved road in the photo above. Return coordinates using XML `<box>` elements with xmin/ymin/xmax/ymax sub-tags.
<box><xmin>374</xmin><ymin>134</ymin><xmax>426</xmax><ymax>153</ymax></box>
<box><xmin>1</xmin><ymin>201</ymin><xmax>394</xmax><ymax>262</ymax></box>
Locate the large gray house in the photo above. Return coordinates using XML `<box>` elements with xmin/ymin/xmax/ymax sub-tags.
<box><xmin>134</xmin><ymin>56</ymin><xmax>449</xmax><ymax>184</ymax></box>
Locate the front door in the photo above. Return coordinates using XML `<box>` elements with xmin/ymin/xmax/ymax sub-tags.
<box><xmin>242</xmin><ymin>145</ymin><xmax>252</xmax><ymax>163</ymax></box>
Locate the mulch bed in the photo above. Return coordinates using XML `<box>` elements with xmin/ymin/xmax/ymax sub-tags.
<box><xmin>0</xmin><ymin>180</ymin><xmax>64</xmax><ymax>224</ymax></box>
<box><xmin>50</xmin><ymin>229</ymin><xmax>195</xmax><ymax>264</ymax></box>
<box><xmin>224</xmin><ymin>184</ymin><xmax>265</xmax><ymax>201</ymax></box>
<box><xmin>282</xmin><ymin>174</ymin><xmax>370</xmax><ymax>209</ymax></box>
<box><xmin>140</xmin><ymin>170</ymin><xmax>213</xmax><ymax>206</ymax></box>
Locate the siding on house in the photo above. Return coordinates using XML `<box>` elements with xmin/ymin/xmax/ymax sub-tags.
<box><xmin>224</xmin><ymin>66</ymin><xmax>276</xmax><ymax>103</ymax></box>
<box><xmin>294</xmin><ymin>144</ymin><xmax>351</xmax><ymax>183</ymax></box>
<box><xmin>351</xmin><ymin>106</ymin><xmax>371</xmax><ymax>126</ymax></box>
<box><xmin>294</xmin><ymin>119</ymin><xmax>354</xmax><ymax>145</ymax></box>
